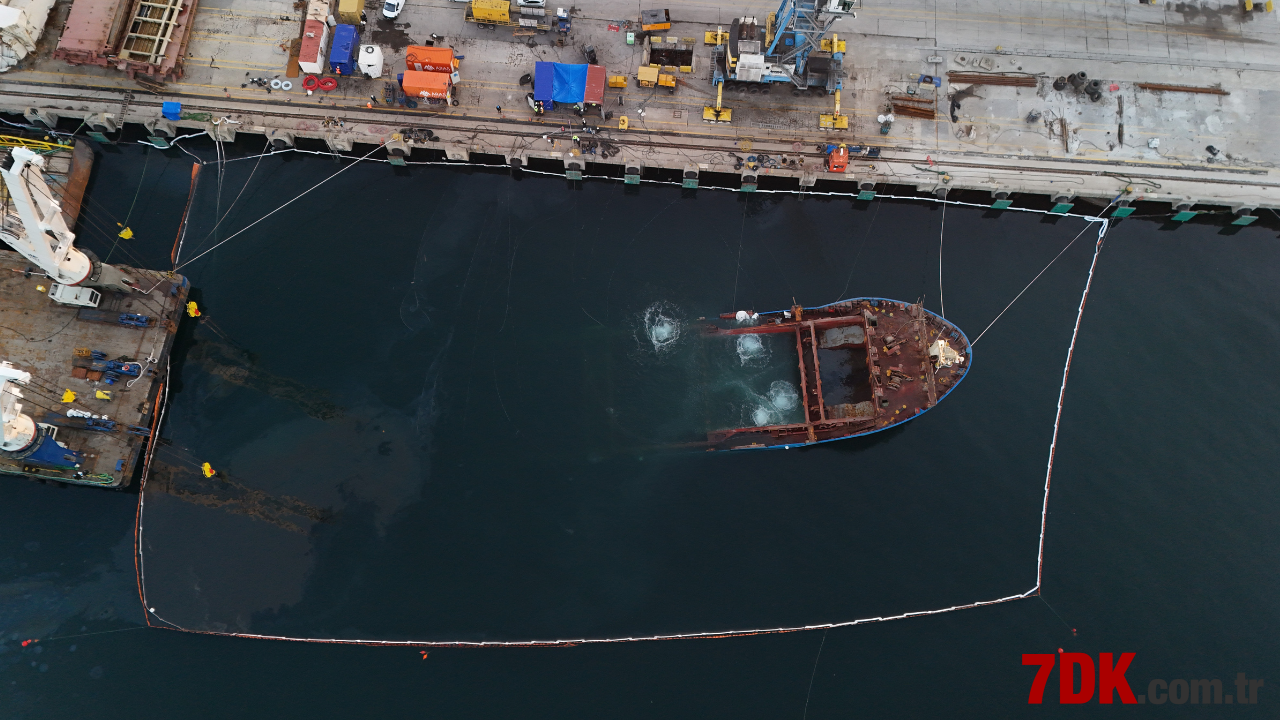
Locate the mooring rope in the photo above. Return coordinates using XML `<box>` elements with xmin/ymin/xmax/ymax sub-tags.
<box><xmin>971</xmin><ymin>206</ymin><xmax>1112</xmax><ymax>347</ymax></box>
<box><xmin>173</xmin><ymin>144</ymin><xmax>382</xmax><ymax>271</ymax></box>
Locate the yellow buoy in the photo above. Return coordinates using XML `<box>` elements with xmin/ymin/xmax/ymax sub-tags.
<box><xmin>201</xmin><ymin>462</ymin><xmax>216</xmax><ymax>478</ymax></box>
<box><xmin>186</xmin><ymin>301</ymin><xmax>201</xmax><ymax>318</ymax></box>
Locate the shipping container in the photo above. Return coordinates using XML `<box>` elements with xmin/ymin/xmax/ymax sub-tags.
<box><xmin>401</xmin><ymin>69</ymin><xmax>452</xmax><ymax>99</ymax></box>
<box><xmin>328</xmin><ymin>23</ymin><xmax>357</xmax><ymax>75</ymax></box>
<box><xmin>584</xmin><ymin>64</ymin><xmax>605</xmax><ymax>105</ymax></box>
<box><xmin>405</xmin><ymin>45</ymin><xmax>454</xmax><ymax>73</ymax></box>
<box><xmin>470</xmin><ymin>0</ymin><xmax>509</xmax><ymax>23</ymax></box>
<box><xmin>298</xmin><ymin>19</ymin><xmax>328</xmax><ymax>74</ymax></box>
<box><xmin>337</xmin><ymin>0</ymin><xmax>361</xmax><ymax>24</ymax></box>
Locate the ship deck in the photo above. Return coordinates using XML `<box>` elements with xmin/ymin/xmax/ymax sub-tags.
<box><xmin>707</xmin><ymin>299</ymin><xmax>968</xmax><ymax>450</ymax></box>
<box><xmin>0</xmin><ymin>252</ymin><xmax>187</xmax><ymax>488</ymax></box>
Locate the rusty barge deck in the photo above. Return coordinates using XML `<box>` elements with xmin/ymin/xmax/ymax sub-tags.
<box><xmin>0</xmin><ymin>138</ymin><xmax>188</xmax><ymax>489</ymax></box>
<box><xmin>706</xmin><ymin>298</ymin><xmax>970</xmax><ymax>451</ymax></box>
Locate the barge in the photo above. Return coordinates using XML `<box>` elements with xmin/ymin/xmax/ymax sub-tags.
<box><xmin>0</xmin><ymin>138</ymin><xmax>187</xmax><ymax>488</ymax></box>
<box><xmin>706</xmin><ymin>299</ymin><xmax>969</xmax><ymax>450</ymax></box>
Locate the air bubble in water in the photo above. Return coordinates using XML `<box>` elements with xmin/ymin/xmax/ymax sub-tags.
<box><xmin>641</xmin><ymin>303</ymin><xmax>683</xmax><ymax>353</ymax></box>
<box><xmin>767</xmin><ymin>381</ymin><xmax>799</xmax><ymax>411</ymax></box>
<box><xmin>736</xmin><ymin>334</ymin><xmax>766</xmax><ymax>364</ymax></box>
<box><xmin>752</xmin><ymin>406</ymin><xmax>773</xmax><ymax>426</ymax></box>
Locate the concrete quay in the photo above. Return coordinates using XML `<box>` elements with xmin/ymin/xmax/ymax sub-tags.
<box><xmin>2</xmin><ymin>0</ymin><xmax>1279</xmax><ymax>221</ymax></box>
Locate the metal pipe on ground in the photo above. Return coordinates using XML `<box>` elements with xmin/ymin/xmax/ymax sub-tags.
<box><xmin>946</xmin><ymin>73</ymin><xmax>1038</xmax><ymax>87</ymax></box>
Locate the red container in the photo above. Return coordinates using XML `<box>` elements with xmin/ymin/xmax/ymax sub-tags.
<box><xmin>401</xmin><ymin>69</ymin><xmax>452</xmax><ymax>99</ymax></box>
<box><xmin>405</xmin><ymin>46</ymin><xmax>454</xmax><ymax>73</ymax></box>
<box><xmin>584</xmin><ymin>64</ymin><xmax>605</xmax><ymax>105</ymax></box>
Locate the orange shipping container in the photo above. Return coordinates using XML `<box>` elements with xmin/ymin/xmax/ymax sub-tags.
<box><xmin>405</xmin><ymin>46</ymin><xmax>455</xmax><ymax>73</ymax></box>
<box><xmin>401</xmin><ymin>69</ymin><xmax>452</xmax><ymax>99</ymax></box>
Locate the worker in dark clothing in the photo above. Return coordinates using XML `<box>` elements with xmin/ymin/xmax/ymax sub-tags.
<box><xmin>618</xmin><ymin>95</ymin><xmax>624</xmax><ymax>106</ymax></box>
<box><xmin>369</xmin><ymin>95</ymin><xmax>379</xmax><ymax>105</ymax></box>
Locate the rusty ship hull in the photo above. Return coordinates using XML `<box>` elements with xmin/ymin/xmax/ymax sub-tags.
<box><xmin>705</xmin><ymin>298</ymin><xmax>970</xmax><ymax>451</ymax></box>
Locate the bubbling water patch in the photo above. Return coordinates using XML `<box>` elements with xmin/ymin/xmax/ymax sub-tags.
<box><xmin>736</xmin><ymin>334</ymin><xmax>769</xmax><ymax>365</ymax></box>
<box><xmin>766</xmin><ymin>380</ymin><xmax>799</xmax><ymax>412</ymax></box>
<box><xmin>739</xmin><ymin>380</ymin><xmax>800</xmax><ymax>428</ymax></box>
<box><xmin>638</xmin><ymin>302</ymin><xmax>684</xmax><ymax>354</ymax></box>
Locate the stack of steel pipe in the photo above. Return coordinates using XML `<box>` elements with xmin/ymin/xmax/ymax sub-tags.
<box><xmin>945</xmin><ymin>72</ymin><xmax>1038</xmax><ymax>87</ymax></box>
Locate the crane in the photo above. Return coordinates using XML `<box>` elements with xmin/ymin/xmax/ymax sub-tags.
<box><xmin>711</xmin><ymin>0</ymin><xmax>856</xmax><ymax>92</ymax></box>
<box><xmin>0</xmin><ymin>147</ymin><xmax>138</xmax><ymax>307</ymax></box>
<box><xmin>1</xmin><ymin>360</ymin><xmax>83</xmax><ymax>470</ymax></box>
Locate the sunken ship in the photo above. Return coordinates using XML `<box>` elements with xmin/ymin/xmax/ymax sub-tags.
<box><xmin>706</xmin><ymin>298</ymin><xmax>969</xmax><ymax>450</ymax></box>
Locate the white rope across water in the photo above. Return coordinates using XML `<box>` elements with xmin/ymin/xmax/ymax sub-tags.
<box><xmin>131</xmin><ymin>154</ymin><xmax>1112</xmax><ymax>647</ymax></box>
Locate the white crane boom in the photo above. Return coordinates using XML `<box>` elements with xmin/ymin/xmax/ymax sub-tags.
<box><xmin>0</xmin><ymin>147</ymin><xmax>138</xmax><ymax>303</ymax></box>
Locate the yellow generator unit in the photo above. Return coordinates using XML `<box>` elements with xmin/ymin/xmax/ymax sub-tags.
<box><xmin>337</xmin><ymin>0</ymin><xmax>361</xmax><ymax>25</ymax></box>
<box><xmin>636</xmin><ymin>65</ymin><xmax>659</xmax><ymax>87</ymax></box>
<box><xmin>471</xmin><ymin>0</ymin><xmax>510</xmax><ymax>23</ymax></box>
<box><xmin>607</xmin><ymin>75</ymin><xmax>627</xmax><ymax>88</ymax></box>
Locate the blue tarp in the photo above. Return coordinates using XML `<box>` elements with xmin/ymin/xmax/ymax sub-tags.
<box><xmin>533</xmin><ymin>61</ymin><xmax>588</xmax><ymax>104</ymax></box>
<box><xmin>551</xmin><ymin>63</ymin><xmax>588</xmax><ymax>103</ymax></box>
<box><xmin>533</xmin><ymin>62</ymin><xmax>555</xmax><ymax>103</ymax></box>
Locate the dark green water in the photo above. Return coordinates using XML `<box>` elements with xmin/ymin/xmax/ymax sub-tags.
<box><xmin>1</xmin><ymin>141</ymin><xmax>1277</xmax><ymax>716</ymax></box>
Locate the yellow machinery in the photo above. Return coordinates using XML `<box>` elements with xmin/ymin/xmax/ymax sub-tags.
<box><xmin>818</xmin><ymin>34</ymin><xmax>848</xmax><ymax>129</ymax></box>
<box><xmin>704</xmin><ymin>26</ymin><xmax>731</xmax><ymax>123</ymax></box>
<box><xmin>819</xmin><ymin>89</ymin><xmax>848</xmax><ymax>129</ymax></box>
<box><xmin>618</xmin><ymin>116</ymin><xmax>629</xmax><ymax>130</ymax></box>
<box><xmin>608</xmin><ymin>75</ymin><xmax>627</xmax><ymax>88</ymax></box>
<box><xmin>337</xmin><ymin>0</ymin><xmax>361</xmax><ymax>25</ymax></box>
<box><xmin>471</xmin><ymin>0</ymin><xmax>510</xmax><ymax>23</ymax></box>
<box><xmin>658</xmin><ymin>73</ymin><xmax>676</xmax><ymax>92</ymax></box>
<box><xmin>640</xmin><ymin>8</ymin><xmax>670</xmax><ymax>31</ymax></box>
<box><xmin>703</xmin><ymin>30</ymin><xmax>728</xmax><ymax>45</ymax></box>
<box><xmin>703</xmin><ymin>81</ymin><xmax>732</xmax><ymax>123</ymax></box>
<box><xmin>637</xmin><ymin>65</ymin><xmax>659</xmax><ymax>87</ymax></box>
<box><xmin>819</xmin><ymin>37</ymin><xmax>847</xmax><ymax>53</ymax></box>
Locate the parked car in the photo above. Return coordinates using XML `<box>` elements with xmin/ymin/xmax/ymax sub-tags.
<box><xmin>516</xmin><ymin>0</ymin><xmax>545</xmax><ymax>6</ymax></box>
<box><xmin>383</xmin><ymin>0</ymin><xmax>405</xmax><ymax>18</ymax></box>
